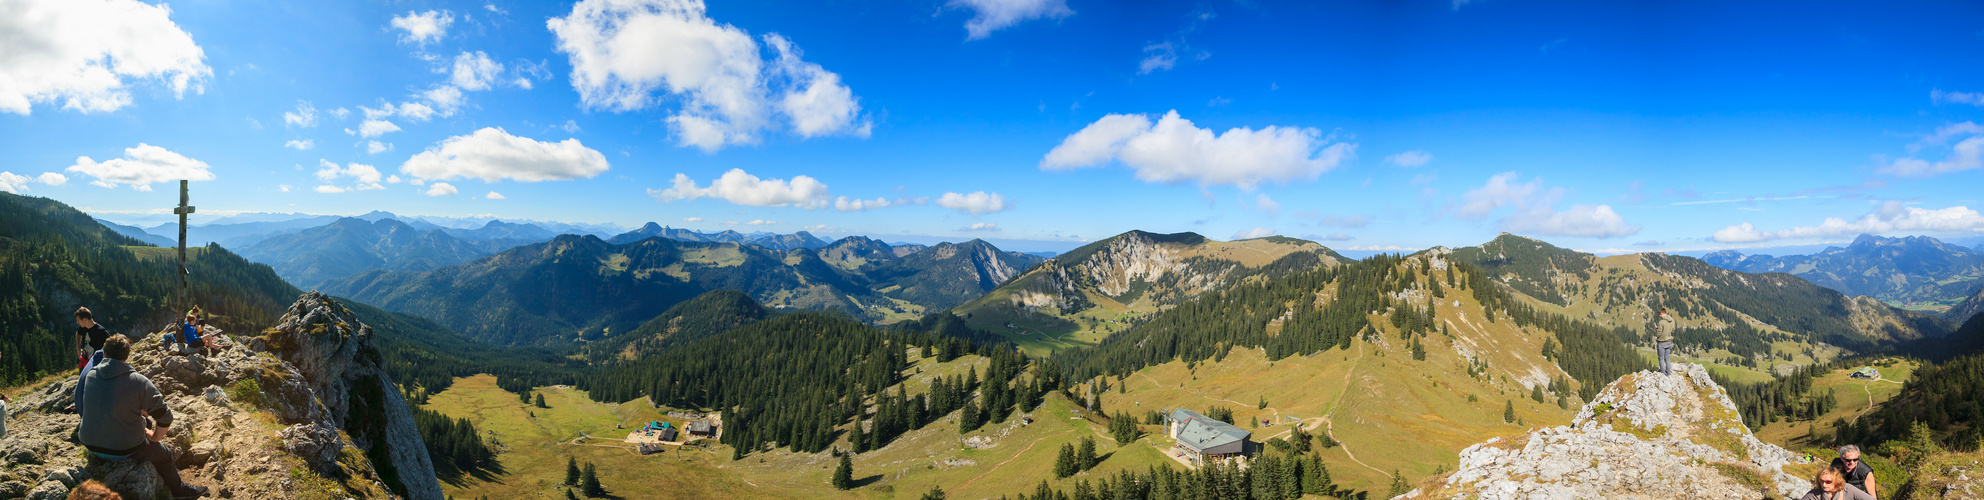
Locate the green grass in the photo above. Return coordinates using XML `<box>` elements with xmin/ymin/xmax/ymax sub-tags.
<box><xmin>1755</xmin><ymin>358</ymin><xmax>1919</xmax><ymax>448</ymax></box>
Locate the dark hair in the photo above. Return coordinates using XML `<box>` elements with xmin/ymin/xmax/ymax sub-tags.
<box><xmin>75</xmin><ymin>307</ymin><xmax>93</xmax><ymax>321</ymax></box>
<box><xmin>1658</xmin><ymin>307</ymin><xmax>1667</xmax><ymax>313</ymax></box>
<box><xmin>103</xmin><ymin>335</ymin><xmax>131</xmax><ymax>361</ymax></box>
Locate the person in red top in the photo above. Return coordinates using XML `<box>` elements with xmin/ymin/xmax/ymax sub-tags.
<box><xmin>74</xmin><ymin>306</ymin><xmax>110</xmax><ymax>369</ymax></box>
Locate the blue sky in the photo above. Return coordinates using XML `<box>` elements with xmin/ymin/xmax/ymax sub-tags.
<box><xmin>4</xmin><ymin>0</ymin><xmax>1984</xmax><ymax>254</ymax></box>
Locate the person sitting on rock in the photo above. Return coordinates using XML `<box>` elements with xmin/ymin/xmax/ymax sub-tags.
<box><xmin>1799</xmin><ymin>464</ymin><xmax>1874</xmax><ymax>500</ymax></box>
<box><xmin>77</xmin><ymin>335</ymin><xmax>208</xmax><ymax>499</ymax></box>
<box><xmin>66</xmin><ymin>479</ymin><xmax>122</xmax><ymax>500</ymax></box>
<box><xmin>1829</xmin><ymin>444</ymin><xmax>1879</xmax><ymax>499</ymax></box>
<box><xmin>1653</xmin><ymin>307</ymin><xmax>1676</xmax><ymax>375</ymax></box>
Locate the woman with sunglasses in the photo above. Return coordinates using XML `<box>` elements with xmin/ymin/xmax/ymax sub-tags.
<box><xmin>1799</xmin><ymin>465</ymin><xmax>1874</xmax><ymax>500</ymax></box>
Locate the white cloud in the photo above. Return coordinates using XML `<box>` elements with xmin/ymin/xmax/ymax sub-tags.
<box><xmin>834</xmin><ymin>196</ymin><xmax>892</xmax><ymax>212</ymax></box>
<box><xmin>1931</xmin><ymin>89</ymin><xmax>1984</xmax><ymax>106</ymax></box>
<box><xmin>1456</xmin><ymin>172</ymin><xmax>1641</xmax><ymax>238</ymax></box>
<box><xmin>948</xmin><ymin>0</ymin><xmax>1073</xmax><ymax>40</ymax></box>
<box><xmin>424</xmin><ymin>182</ymin><xmax>458</xmax><ymax>196</ymax></box>
<box><xmin>1255</xmin><ymin>193</ymin><xmax>1280</xmax><ymax>216</ymax></box>
<box><xmin>367</xmin><ymin>141</ymin><xmax>393</xmax><ymax>154</ymax></box>
<box><xmin>964</xmin><ymin>222</ymin><xmax>1000</xmax><ymax>232</ymax></box>
<box><xmin>485</xmin><ymin>191</ymin><xmax>506</xmax><ymax>200</ymax></box>
<box><xmin>284</xmin><ymin>140</ymin><xmax>315</xmax><ymax>150</ymax></box>
<box><xmin>314</xmin><ymin>160</ymin><xmax>384</xmax><ymax>191</ymax></box>
<box><xmin>422</xmin><ymin>86</ymin><xmax>465</xmax><ymax>113</ymax></box>
<box><xmin>650</xmin><ymin>168</ymin><xmax>829</xmax><ymax>209</ymax></box>
<box><xmin>358</xmin><ymin>119</ymin><xmax>401</xmax><ymax>138</ymax></box>
<box><xmin>561</xmin><ymin>120</ymin><xmax>581</xmax><ymax>133</ymax></box>
<box><xmin>0</xmin><ymin>173</ymin><xmax>31</xmax><ymax>193</ymax></box>
<box><xmin>400</xmin><ymin>127</ymin><xmax>610</xmax><ymax>183</ymax></box>
<box><xmin>1139</xmin><ymin>42</ymin><xmax>1177</xmax><ymax>74</ymax></box>
<box><xmin>1880</xmin><ymin>122</ymin><xmax>1984</xmax><ymax>178</ymax></box>
<box><xmin>66</xmin><ymin>143</ymin><xmax>215</xmax><ymax>189</ymax></box>
<box><xmin>278</xmin><ymin>185</ymin><xmax>291</xmax><ymax>192</ymax></box>
<box><xmin>1385</xmin><ymin>150</ymin><xmax>1433</xmax><ymax>167</ymax></box>
<box><xmin>450</xmin><ymin>51</ymin><xmax>505</xmax><ymax>91</ymax></box>
<box><xmin>314</xmin><ymin>185</ymin><xmax>345</xmax><ymax>194</ymax></box>
<box><xmin>0</xmin><ymin>0</ymin><xmax>210</xmax><ymax>115</ymax></box>
<box><xmin>683</xmin><ymin>217</ymin><xmax>703</xmax><ymax>222</ymax></box>
<box><xmin>803</xmin><ymin>224</ymin><xmax>829</xmax><ymax>231</ymax></box>
<box><xmin>390</xmin><ymin>10</ymin><xmax>454</xmax><ymax>46</ymax></box>
<box><xmin>284</xmin><ymin>101</ymin><xmax>318</xmax><ymax>128</ymax></box>
<box><xmin>1321</xmin><ymin>232</ymin><xmax>1353</xmax><ymax>241</ymax></box>
<box><xmin>396</xmin><ymin>102</ymin><xmax>437</xmax><ymax>122</ymax></box>
<box><xmin>1711</xmin><ymin>202</ymin><xmax>1984</xmax><ymax>243</ymax></box>
<box><xmin>37</xmin><ymin>172</ymin><xmax>67</xmax><ymax>186</ymax></box>
<box><xmin>547</xmin><ymin>0</ymin><xmax>867</xmax><ymax>151</ymax></box>
<box><xmin>330</xmin><ymin>107</ymin><xmax>350</xmax><ymax>120</ymax></box>
<box><xmin>1039</xmin><ymin>110</ymin><xmax>1354</xmax><ymax>190</ymax></box>
<box><xmin>386</xmin><ymin>175</ymin><xmax>402</xmax><ymax>184</ymax></box>
<box><xmin>937</xmin><ymin>191</ymin><xmax>1010</xmax><ymax>214</ymax></box>
<box><xmin>745</xmin><ymin>219</ymin><xmax>779</xmax><ymax>225</ymax></box>
<box><xmin>1232</xmin><ymin>227</ymin><xmax>1276</xmax><ymax>239</ymax></box>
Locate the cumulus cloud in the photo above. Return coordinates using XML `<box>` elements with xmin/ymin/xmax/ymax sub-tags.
<box><xmin>1040</xmin><ymin>110</ymin><xmax>1355</xmax><ymax>190</ymax></box>
<box><xmin>963</xmin><ymin>222</ymin><xmax>1000</xmax><ymax>232</ymax></box>
<box><xmin>284</xmin><ymin>140</ymin><xmax>315</xmax><ymax>150</ymax></box>
<box><xmin>66</xmin><ymin>144</ymin><xmax>214</xmax><ymax>189</ymax></box>
<box><xmin>424</xmin><ymin>182</ymin><xmax>458</xmax><ymax>196</ymax></box>
<box><xmin>834</xmin><ymin>196</ymin><xmax>893</xmax><ymax>212</ymax></box>
<box><xmin>650</xmin><ymin>168</ymin><xmax>829</xmax><ymax>209</ymax></box>
<box><xmin>1931</xmin><ymin>89</ymin><xmax>1984</xmax><ymax>106</ymax></box>
<box><xmin>547</xmin><ymin>0</ymin><xmax>868</xmax><ymax>151</ymax></box>
<box><xmin>314</xmin><ymin>185</ymin><xmax>345</xmax><ymax>194</ymax></box>
<box><xmin>284</xmin><ymin>101</ymin><xmax>318</xmax><ymax>128</ymax></box>
<box><xmin>0</xmin><ymin>0</ymin><xmax>210</xmax><ymax>115</ymax></box>
<box><xmin>683</xmin><ymin>217</ymin><xmax>703</xmax><ymax>222</ymax></box>
<box><xmin>1385</xmin><ymin>150</ymin><xmax>1432</xmax><ymax>167</ymax></box>
<box><xmin>485</xmin><ymin>191</ymin><xmax>505</xmax><ymax>200</ymax></box>
<box><xmin>357</xmin><ymin>119</ymin><xmax>401</xmax><ymax>138</ymax></box>
<box><xmin>1455</xmin><ymin>172</ymin><xmax>1641</xmax><ymax>238</ymax></box>
<box><xmin>948</xmin><ymin>0</ymin><xmax>1073</xmax><ymax>40</ymax></box>
<box><xmin>1710</xmin><ymin>202</ymin><xmax>1984</xmax><ymax>243</ymax></box>
<box><xmin>0</xmin><ymin>172</ymin><xmax>64</xmax><ymax>193</ymax></box>
<box><xmin>390</xmin><ymin>10</ymin><xmax>454</xmax><ymax>46</ymax></box>
<box><xmin>400</xmin><ymin>127</ymin><xmax>610</xmax><ymax>183</ymax></box>
<box><xmin>745</xmin><ymin>219</ymin><xmax>778</xmax><ymax>225</ymax></box>
<box><xmin>1232</xmin><ymin>227</ymin><xmax>1276</xmax><ymax>240</ymax></box>
<box><xmin>314</xmin><ymin>160</ymin><xmax>384</xmax><ymax>191</ymax></box>
<box><xmin>937</xmin><ymin>191</ymin><xmax>1010</xmax><ymax>214</ymax></box>
<box><xmin>450</xmin><ymin>51</ymin><xmax>505</xmax><ymax>91</ymax></box>
<box><xmin>367</xmin><ymin>141</ymin><xmax>392</xmax><ymax>154</ymax></box>
<box><xmin>1879</xmin><ymin>122</ymin><xmax>1984</xmax><ymax>178</ymax></box>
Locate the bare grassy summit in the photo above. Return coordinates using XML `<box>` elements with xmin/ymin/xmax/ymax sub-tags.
<box><xmin>1407</xmin><ymin>363</ymin><xmax>1807</xmax><ymax>500</ymax></box>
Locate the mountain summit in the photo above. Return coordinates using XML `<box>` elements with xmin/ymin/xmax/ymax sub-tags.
<box><xmin>1412</xmin><ymin>363</ymin><xmax>1804</xmax><ymax>499</ymax></box>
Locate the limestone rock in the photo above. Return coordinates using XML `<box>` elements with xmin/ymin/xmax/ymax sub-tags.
<box><xmin>1413</xmin><ymin>363</ymin><xmax>1808</xmax><ymax>500</ymax></box>
<box><xmin>84</xmin><ymin>455</ymin><xmax>164</xmax><ymax>500</ymax></box>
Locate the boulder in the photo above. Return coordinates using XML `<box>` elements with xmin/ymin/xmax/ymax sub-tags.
<box><xmin>281</xmin><ymin>422</ymin><xmax>344</xmax><ymax>470</ymax></box>
<box><xmin>83</xmin><ymin>454</ymin><xmax>166</xmax><ymax>500</ymax></box>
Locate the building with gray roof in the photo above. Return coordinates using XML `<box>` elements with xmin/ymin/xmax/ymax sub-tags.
<box><xmin>1167</xmin><ymin>409</ymin><xmax>1250</xmax><ymax>464</ymax></box>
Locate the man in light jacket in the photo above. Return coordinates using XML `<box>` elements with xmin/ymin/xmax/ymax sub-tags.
<box><xmin>77</xmin><ymin>335</ymin><xmax>208</xmax><ymax>499</ymax></box>
<box><xmin>1654</xmin><ymin>307</ymin><xmax>1676</xmax><ymax>375</ymax></box>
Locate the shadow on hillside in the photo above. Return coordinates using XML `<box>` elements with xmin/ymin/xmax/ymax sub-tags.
<box><xmin>435</xmin><ymin>457</ymin><xmax>508</xmax><ymax>487</ymax></box>
<box><xmin>852</xmin><ymin>474</ymin><xmax>885</xmax><ymax>489</ymax></box>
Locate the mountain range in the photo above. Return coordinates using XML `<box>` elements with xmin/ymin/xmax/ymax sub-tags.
<box><xmin>318</xmin><ymin>233</ymin><xmax>1045</xmax><ymax>346</ymax></box>
<box><xmin>234</xmin><ymin>217</ymin><xmax>550</xmax><ymax>289</ymax></box>
<box><xmin>1704</xmin><ymin>234</ymin><xmax>1984</xmax><ymax>323</ymax></box>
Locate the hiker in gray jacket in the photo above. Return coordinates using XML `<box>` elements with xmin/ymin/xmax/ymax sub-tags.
<box><xmin>77</xmin><ymin>335</ymin><xmax>208</xmax><ymax>499</ymax></box>
<box><xmin>1654</xmin><ymin>307</ymin><xmax>1676</xmax><ymax>375</ymax></box>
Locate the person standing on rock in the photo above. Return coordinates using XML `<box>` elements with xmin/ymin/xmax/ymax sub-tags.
<box><xmin>1654</xmin><ymin>307</ymin><xmax>1676</xmax><ymax>375</ymax></box>
<box><xmin>77</xmin><ymin>335</ymin><xmax>208</xmax><ymax>499</ymax></box>
<box><xmin>0</xmin><ymin>350</ymin><xmax>9</xmax><ymax>440</ymax></box>
<box><xmin>1829</xmin><ymin>445</ymin><xmax>1878</xmax><ymax>499</ymax></box>
<box><xmin>75</xmin><ymin>307</ymin><xmax>110</xmax><ymax>369</ymax></box>
<box><xmin>1799</xmin><ymin>465</ymin><xmax>1874</xmax><ymax>500</ymax></box>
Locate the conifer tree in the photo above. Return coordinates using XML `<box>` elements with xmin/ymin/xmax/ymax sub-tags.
<box><xmin>565</xmin><ymin>456</ymin><xmax>580</xmax><ymax>486</ymax></box>
<box><xmin>1504</xmin><ymin>400</ymin><xmax>1516</xmax><ymax>423</ymax></box>
<box><xmin>1055</xmin><ymin>443</ymin><xmax>1077</xmax><ymax>478</ymax></box>
<box><xmin>832</xmin><ymin>453</ymin><xmax>854</xmax><ymax>490</ymax></box>
<box><xmin>1077</xmin><ymin>436</ymin><xmax>1099</xmax><ymax>471</ymax></box>
<box><xmin>920</xmin><ymin>486</ymin><xmax>946</xmax><ymax>500</ymax></box>
<box><xmin>1389</xmin><ymin>469</ymin><xmax>1409</xmax><ymax>498</ymax></box>
<box><xmin>850</xmin><ymin>420</ymin><xmax>868</xmax><ymax>453</ymax></box>
<box><xmin>535</xmin><ymin>393</ymin><xmax>548</xmax><ymax>408</ymax></box>
<box><xmin>564</xmin><ymin>488</ymin><xmax>579</xmax><ymax>500</ymax></box>
<box><xmin>1307</xmin><ymin>453</ymin><xmax>1332</xmax><ymax>495</ymax></box>
<box><xmin>580</xmin><ymin>462</ymin><xmax>605</xmax><ymax>497</ymax></box>
<box><xmin>960</xmin><ymin>397</ymin><xmax>981</xmax><ymax>434</ymax></box>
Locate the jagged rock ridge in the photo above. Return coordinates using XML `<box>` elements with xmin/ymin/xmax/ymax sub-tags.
<box><xmin>1408</xmin><ymin>363</ymin><xmax>1806</xmax><ymax>500</ymax></box>
<box><xmin>0</xmin><ymin>292</ymin><xmax>441</xmax><ymax>500</ymax></box>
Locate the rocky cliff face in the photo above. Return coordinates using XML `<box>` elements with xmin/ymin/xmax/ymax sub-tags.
<box><xmin>0</xmin><ymin>292</ymin><xmax>441</xmax><ymax>500</ymax></box>
<box><xmin>1404</xmin><ymin>363</ymin><xmax>1808</xmax><ymax>500</ymax></box>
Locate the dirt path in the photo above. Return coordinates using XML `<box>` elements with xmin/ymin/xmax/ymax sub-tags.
<box><xmin>1317</xmin><ymin>343</ymin><xmax>1389</xmax><ymax>476</ymax></box>
<box><xmin>953</xmin><ymin>430</ymin><xmax>1068</xmax><ymax>495</ymax></box>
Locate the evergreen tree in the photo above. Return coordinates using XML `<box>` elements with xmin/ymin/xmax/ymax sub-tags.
<box><xmin>1389</xmin><ymin>469</ymin><xmax>1410</xmax><ymax>497</ymax></box>
<box><xmin>1307</xmin><ymin>453</ymin><xmax>1332</xmax><ymax>496</ymax></box>
<box><xmin>535</xmin><ymin>393</ymin><xmax>548</xmax><ymax>408</ymax></box>
<box><xmin>960</xmin><ymin>398</ymin><xmax>981</xmax><ymax>434</ymax></box>
<box><xmin>833</xmin><ymin>453</ymin><xmax>854</xmax><ymax>490</ymax></box>
<box><xmin>850</xmin><ymin>420</ymin><xmax>869</xmax><ymax>453</ymax></box>
<box><xmin>1504</xmin><ymin>400</ymin><xmax>1516</xmax><ymax>423</ymax></box>
<box><xmin>520</xmin><ymin>390</ymin><xmax>531</xmax><ymax>404</ymax></box>
<box><xmin>580</xmin><ymin>462</ymin><xmax>605</xmax><ymax>497</ymax></box>
<box><xmin>1055</xmin><ymin>443</ymin><xmax>1077</xmax><ymax>478</ymax></box>
<box><xmin>1077</xmin><ymin>436</ymin><xmax>1099</xmax><ymax>471</ymax></box>
<box><xmin>564</xmin><ymin>488</ymin><xmax>579</xmax><ymax>500</ymax></box>
<box><xmin>920</xmin><ymin>486</ymin><xmax>946</xmax><ymax>500</ymax></box>
<box><xmin>565</xmin><ymin>456</ymin><xmax>580</xmax><ymax>486</ymax></box>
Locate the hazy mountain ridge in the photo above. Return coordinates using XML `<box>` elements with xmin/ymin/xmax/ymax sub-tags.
<box><xmin>235</xmin><ymin>218</ymin><xmax>547</xmax><ymax>289</ymax></box>
<box><xmin>1703</xmin><ymin>234</ymin><xmax>1984</xmax><ymax>316</ymax></box>
<box><xmin>317</xmin><ymin>233</ymin><xmax>1046</xmax><ymax>345</ymax></box>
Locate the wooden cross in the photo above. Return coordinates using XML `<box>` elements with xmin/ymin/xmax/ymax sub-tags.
<box><xmin>173</xmin><ymin>180</ymin><xmax>195</xmax><ymax>307</ymax></box>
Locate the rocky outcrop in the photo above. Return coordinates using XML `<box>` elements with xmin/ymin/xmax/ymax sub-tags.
<box><xmin>1406</xmin><ymin>363</ymin><xmax>1808</xmax><ymax>500</ymax></box>
<box><xmin>0</xmin><ymin>292</ymin><xmax>440</xmax><ymax>499</ymax></box>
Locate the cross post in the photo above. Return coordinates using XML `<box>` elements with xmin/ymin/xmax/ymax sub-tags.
<box><xmin>173</xmin><ymin>180</ymin><xmax>195</xmax><ymax>309</ymax></box>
